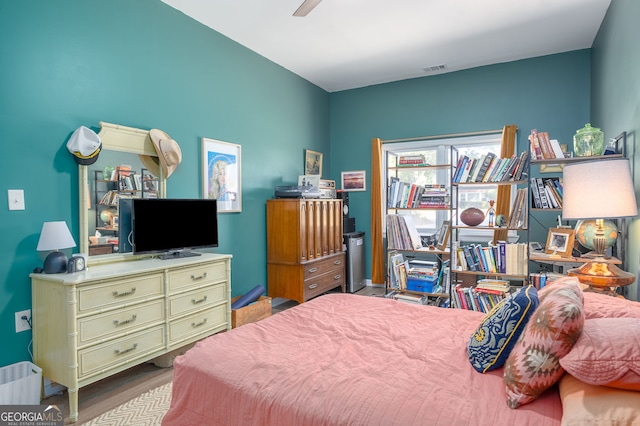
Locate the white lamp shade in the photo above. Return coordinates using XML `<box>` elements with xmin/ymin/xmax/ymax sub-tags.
<box><xmin>36</xmin><ymin>221</ymin><xmax>77</xmax><ymax>251</ymax></box>
<box><xmin>562</xmin><ymin>158</ymin><xmax>637</xmax><ymax>220</ymax></box>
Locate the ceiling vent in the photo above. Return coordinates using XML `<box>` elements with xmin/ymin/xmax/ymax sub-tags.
<box><xmin>423</xmin><ymin>64</ymin><xmax>447</xmax><ymax>73</ymax></box>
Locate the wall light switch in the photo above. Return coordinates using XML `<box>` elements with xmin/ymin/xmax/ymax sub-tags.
<box><xmin>8</xmin><ymin>189</ymin><xmax>25</xmax><ymax>210</ymax></box>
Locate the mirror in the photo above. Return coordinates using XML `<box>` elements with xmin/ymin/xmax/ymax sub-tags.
<box><xmin>78</xmin><ymin>122</ymin><xmax>166</xmax><ymax>261</ymax></box>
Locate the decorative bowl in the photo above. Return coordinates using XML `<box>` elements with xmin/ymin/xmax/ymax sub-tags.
<box><xmin>460</xmin><ymin>207</ymin><xmax>485</xmax><ymax>226</ymax></box>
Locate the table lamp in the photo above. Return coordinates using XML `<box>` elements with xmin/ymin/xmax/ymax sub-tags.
<box><xmin>37</xmin><ymin>221</ymin><xmax>77</xmax><ymax>273</ymax></box>
<box><xmin>562</xmin><ymin>158</ymin><xmax>637</xmax><ymax>289</ymax></box>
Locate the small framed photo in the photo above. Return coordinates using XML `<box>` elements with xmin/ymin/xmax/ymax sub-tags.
<box><xmin>298</xmin><ymin>175</ymin><xmax>320</xmax><ymax>188</ymax></box>
<box><xmin>436</xmin><ymin>220</ymin><xmax>451</xmax><ymax>250</ymax></box>
<box><xmin>545</xmin><ymin>228</ymin><xmax>575</xmax><ymax>257</ymax></box>
<box><xmin>341</xmin><ymin>170</ymin><xmax>366</xmax><ymax>192</ymax></box>
<box><xmin>110</xmin><ymin>215</ymin><xmax>119</xmax><ymax>230</ymax></box>
<box><xmin>202</xmin><ymin>138</ymin><xmax>242</xmax><ymax>213</ymax></box>
<box><xmin>305</xmin><ymin>149</ymin><xmax>323</xmax><ymax>176</ymax></box>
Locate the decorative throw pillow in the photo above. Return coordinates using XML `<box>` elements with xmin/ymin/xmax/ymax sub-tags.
<box><xmin>559</xmin><ymin>317</ymin><xmax>640</xmax><ymax>391</ymax></box>
<box><xmin>503</xmin><ymin>280</ymin><xmax>584</xmax><ymax>408</ymax></box>
<box><xmin>558</xmin><ymin>374</ymin><xmax>640</xmax><ymax>426</ymax></box>
<box><xmin>467</xmin><ymin>285</ymin><xmax>539</xmax><ymax>373</ymax></box>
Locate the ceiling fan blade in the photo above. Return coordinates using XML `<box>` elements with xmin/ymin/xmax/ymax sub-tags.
<box><xmin>293</xmin><ymin>0</ymin><xmax>322</xmax><ymax>17</ymax></box>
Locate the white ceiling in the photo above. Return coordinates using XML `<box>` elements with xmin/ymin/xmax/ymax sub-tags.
<box><xmin>161</xmin><ymin>0</ymin><xmax>612</xmax><ymax>93</ymax></box>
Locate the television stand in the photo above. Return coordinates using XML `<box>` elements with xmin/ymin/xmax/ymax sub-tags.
<box><xmin>159</xmin><ymin>250</ymin><xmax>202</xmax><ymax>260</ymax></box>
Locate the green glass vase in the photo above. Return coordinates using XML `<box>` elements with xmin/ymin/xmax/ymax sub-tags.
<box><xmin>573</xmin><ymin>123</ymin><xmax>604</xmax><ymax>157</ymax></box>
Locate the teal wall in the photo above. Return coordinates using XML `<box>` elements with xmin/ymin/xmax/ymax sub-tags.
<box><xmin>0</xmin><ymin>0</ymin><xmax>329</xmax><ymax>366</ymax></box>
<box><xmin>330</xmin><ymin>51</ymin><xmax>592</xmax><ymax>279</ymax></box>
<box><xmin>591</xmin><ymin>0</ymin><xmax>640</xmax><ymax>300</ymax></box>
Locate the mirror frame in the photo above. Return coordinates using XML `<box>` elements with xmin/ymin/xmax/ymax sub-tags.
<box><xmin>79</xmin><ymin>121</ymin><xmax>166</xmax><ymax>264</ymax></box>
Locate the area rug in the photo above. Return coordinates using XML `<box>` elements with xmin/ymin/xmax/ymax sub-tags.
<box><xmin>81</xmin><ymin>382</ymin><xmax>172</xmax><ymax>426</ymax></box>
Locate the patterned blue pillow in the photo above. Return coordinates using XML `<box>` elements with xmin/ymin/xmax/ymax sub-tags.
<box><xmin>467</xmin><ymin>285</ymin><xmax>539</xmax><ymax>373</ymax></box>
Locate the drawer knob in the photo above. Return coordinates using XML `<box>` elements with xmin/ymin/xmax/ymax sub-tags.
<box><xmin>112</xmin><ymin>287</ymin><xmax>136</xmax><ymax>298</ymax></box>
<box><xmin>334</xmin><ymin>260</ymin><xmax>342</xmax><ymax>265</ymax></box>
<box><xmin>113</xmin><ymin>315</ymin><xmax>137</xmax><ymax>326</ymax></box>
<box><xmin>309</xmin><ymin>283</ymin><xmax>318</xmax><ymax>289</ymax></box>
<box><xmin>334</xmin><ymin>274</ymin><xmax>342</xmax><ymax>280</ymax></box>
<box><xmin>191</xmin><ymin>295</ymin><xmax>208</xmax><ymax>304</ymax></box>
<box><xmin>114</xmin><ymin>343</ymin><xmax>138</xmax><ymax>355</ymax></box>
<box><xmin>191</xmin><ymin>318</ymin><xmax>208</xmax><ymax>328</ymax></box>
<box><xmin>191</xmin><ymin>272</ymin><xmax>208</xmax><ymax>281</ymax></box>
<box><xmin>308</xmin><ymin>267</ymin><xmax>318</xmax><ymax>273</ymax></box>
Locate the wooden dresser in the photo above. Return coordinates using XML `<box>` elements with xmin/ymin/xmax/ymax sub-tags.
<box><xmin>267</xmin><ymin>199</ymin><xmax>345</xmax><ymax>303</ymax></box>
<box><xmin>30</xmin><ymin>252</ymin><xmax>231</xmax><ymax>422</ymax></box>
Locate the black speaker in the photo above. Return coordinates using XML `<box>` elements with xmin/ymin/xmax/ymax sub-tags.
<box><xmin>343</xmin><ymin>217</ymin><xmax>355</xmax><ymax>234</ymax></box>
<box><xmin>338</xmin><ymin>191</ymin><xmax>350</xmax><ymax>217</ymax></box>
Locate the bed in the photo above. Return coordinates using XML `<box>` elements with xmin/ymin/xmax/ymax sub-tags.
<box><xmin>162</xmin><ymin>281</ymin><xmax>640</xmax><ymax>426</ymax></box>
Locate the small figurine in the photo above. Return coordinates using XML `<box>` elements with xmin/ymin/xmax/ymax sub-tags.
<box><xmin>487</xmin><ymin>200</ymin><xmax>496</xmax><ymax>227</ymax></box>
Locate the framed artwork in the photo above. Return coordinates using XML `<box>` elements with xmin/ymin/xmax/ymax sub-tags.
<box><xmin>305</xmin><ymin>149</ymin><xmax>323</xmax><ymax>176</ymax></box>
<box><xmin>110</xmin><ymin>215</ymin><xmax>119</xmax><ymax>230</ymax></box>
<box><xmin>545</xmin><ymin>228</ymin><xmax>575</xmax><ymax>257</ymax></box>
<box><xmin>202</xmin><ymin>138</ymin><xmax>242</xmax><ymax>213</ymax></box>
<box><xmin>298</xmin><ymin>175</ymin><xmax>320</xmax><ymax>188</ymax></box>
<box><xmin>436</xmin><ymin>220</ymin><xmax>451</xmax><ymax>250</ymax></box>
<box><xmin>341</xmin><ymin>170</ymin><xmax>366</xmax><ymax>192</ymax></box>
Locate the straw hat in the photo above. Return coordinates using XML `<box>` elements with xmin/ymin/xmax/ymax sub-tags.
<box><xmin>139</xmin><ymin>129</ymin><xmax>182</xmax><ymax>178</ymax></box>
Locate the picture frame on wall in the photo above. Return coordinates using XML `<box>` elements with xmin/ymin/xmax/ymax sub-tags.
<box><xmin>545</xmin><ymin>227</ymin><xmax>575</xmax><ymax>257</ymax></box>
<box><xmin>436</xmin><ymin>220</ymin><xmax>451</xmax><ymax>250</ymax></box>
<box><xmin>305</xmin><ymin>149</ymin><xmax>323</xmax><ymax>176</ymax></box>
<box><xmin>341</xmin><ymin>170</ymin><xmax>366</xmax><ymax>192</ymax></box>
<box><xmin>202</xmin><ymin>138</ymin><xmax>242</xmax><ymax>213</ymax></box>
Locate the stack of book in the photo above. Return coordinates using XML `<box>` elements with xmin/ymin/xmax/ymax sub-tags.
<box><xmin>397</xmin><ymin>154</ymin><xmax>428</xmax><ymax>166</ymax></box>
<box><xmin>455</xmin><ymin>242</ymin><xmax>528</xmax><ymax>275</ymax></box>
<box><xmin>386</xmin><ymin>214</ymin><xmax>422</xmax><ymax>250</ymax></box>
<box><xmin>506</xmin><ymin>188</ymin><xmax>528</xmax><ymax>229</ymax></box>
<box><xmin>406</xmin><ymin>260</ymin><xmax>439</xmax><ymax>293</ymax></box>
<box><xmin>530</xmin><ymin>177</ymin><xmax>563</xmax><ymax>209</ymax></box>
<box><xmin>528</xmin><ymin>129</ymin><xmax>568</xmax><ymax>160</ymax></box>
<box><xmin>453</xmin><ymin>280</ymin><xmax>510</xmax><ymax>312</ymax></box>
<box><xmin>452</xmin><ymin>151</ymin><xmax>529</xmax><ymax>183</ymax></box>
<box><xmin>387</xmin><ymin>180</ymin><xmax>449</xmax><ymax>209</ymax></box>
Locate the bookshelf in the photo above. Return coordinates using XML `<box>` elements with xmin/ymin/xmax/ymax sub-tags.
<box><xmin>449</xmin><ymin>146</ymin><xmax>530</xmax><ymax>311</ymax></box>
<box><xmin>384</xmin><ymin>151</ymin><xmax>452</xmax><ymax>305</ymax></box>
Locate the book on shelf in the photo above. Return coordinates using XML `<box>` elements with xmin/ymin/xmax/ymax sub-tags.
<box><xmin>507</xmin><ymin>188</ymin><xmax>528</xmax><ymax>229</ymax></box>
<box><xmin>475</xmin><ymin>153</ymin><xmax>496</xmax><ymax>182</ymax></box>
<box><xmin>386</xmin><ymin>214</ymin><xmax>423</xmax><ymax>250</ymax></box>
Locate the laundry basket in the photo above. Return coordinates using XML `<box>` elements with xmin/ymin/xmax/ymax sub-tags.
<box><xmin>0</xmin><ymin>361</ymin><xmax>42</xmax><ymax>404</ymax></box>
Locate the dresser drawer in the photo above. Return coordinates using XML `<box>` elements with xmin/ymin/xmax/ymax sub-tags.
<box><xmin>77</xmin><ymin>300</ymin><xmax>165</xmax><ymax>347</ymax></box>
<box><xmin>77</xmin><ymin>326</ymin><xmax>165</xmax><ymax>378</ymax></box>
<box><xmin>168</xmin><ymin>284</ymin><xmax>226</xmax><ymax>319</ymax></box>
<box><xmin>168</xmin><ymin>304</ymin><xmax>227</xmax><ymax>345</ymax></box>
<box><xmin>78</xmin><ymin>274</ymin><xmax>164</xmax><ymax>313</ymax></box>
<box><xmin>168</xmin><ymin>262</ymin><xmax>227</xmax><ymax>293</ymax></box>
<box><xmin>303</xmin><ymin>268</ymin><xmax>345</xmax><ymax>300</ymax></box>
<box><xmin>303</xmin><ymin>253</ymin><xmax>345</xmax><ymax>280</ymax></box>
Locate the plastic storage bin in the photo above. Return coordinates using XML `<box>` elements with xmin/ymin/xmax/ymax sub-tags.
<box><xmin>0</xmin><ymin>361</ymin><xmax>42</xmax><ymax>404</ymax></box>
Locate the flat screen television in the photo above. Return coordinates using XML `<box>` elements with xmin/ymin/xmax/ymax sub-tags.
<box><xmin>130</xmin><ymin>198</ymin><xmax>218</xmax><ymax>259</ymax></box>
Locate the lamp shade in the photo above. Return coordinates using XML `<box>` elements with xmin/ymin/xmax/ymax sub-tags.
<box><xmin>562</xmin><ymin>158</ymin><xmax>637</xmax><ymax>220</ymax></box>
<box><xmin>37</xmin><ymin>221</ymin><xmax>76</xmax><ymax>251</ymax></box>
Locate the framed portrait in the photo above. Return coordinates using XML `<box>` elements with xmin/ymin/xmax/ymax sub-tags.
<box><xmin>110</xmin><ymin>215</ymin><xmax>119</xmax><ymax>230</ymax></box>
<box><xmin>202</xmin><ymin>138</ymin><xmax>242</xmax><ymax>213</ymax></box>
<box><xmin>436</xmin><ymin>220</ymin><xmax>451</xmax><ymax>250</ymax></box>
<box><xmin>545</xmin><ymin>228</ymin><xmax>575</xmax><ymax>257</ymax></box>
<box><xmin>305</xmin><ymin>149</ymin><xmax>323</xmax><ymax>176</ymax></box>
<box><xmin>341</xmin><ymin>170</ymin><xmax>366</xmax><ymax>192</ymax></box>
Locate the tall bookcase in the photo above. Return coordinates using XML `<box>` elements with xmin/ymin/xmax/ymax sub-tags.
<box><xmin>384</xmin><ymin>150</ymin><xmax>451</xmax><ymax>305</ymax></box>
<box><xmin>449</xmin><ymin>147</ymin><xmax>530</xmax><ymax>311</ymax></box>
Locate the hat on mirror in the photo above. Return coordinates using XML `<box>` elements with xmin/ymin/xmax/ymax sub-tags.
<box><xmin>145</xmin><ymin>129</ymin><xmax>182</xmax><ymax>178</ymax></box>
<box><xmin>67</xmin><ymin>126</ymin><xmax>102</xmax><ymax>165</ymax></box>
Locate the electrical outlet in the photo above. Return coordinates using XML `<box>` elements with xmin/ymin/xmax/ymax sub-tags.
<box><xmin>15</xmin><ymin>309</ymin><xmax>31</xmax><ymax>333</ymax></box>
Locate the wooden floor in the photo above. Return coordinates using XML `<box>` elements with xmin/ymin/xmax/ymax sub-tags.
<box><xmin>45</xmin><ymin>285</ymin><xmax>385</xmax><ymax>424</ymax></box>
